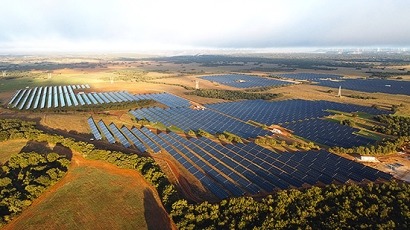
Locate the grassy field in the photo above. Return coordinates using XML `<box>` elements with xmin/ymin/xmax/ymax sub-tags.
<box><xmin>0</xmin><ymin>139</ymin><xmax>28</xmax><ymax>164</ymax></box>
<box><xmin>4</xmin><ymin>154</ymin><xmax>173</xmax><ymax>230</ymax></box>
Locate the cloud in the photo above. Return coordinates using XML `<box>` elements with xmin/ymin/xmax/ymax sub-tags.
<box><xmin>0</xmin><ymin>0</ymin><xmax>409</xmax><ymax>52</ymax></box>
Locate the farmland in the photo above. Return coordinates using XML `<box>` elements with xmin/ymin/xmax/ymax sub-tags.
<box><xmin>0</xmin><ymin>53</ymin><xmax>410</xmax><ymax>229</ymax></box>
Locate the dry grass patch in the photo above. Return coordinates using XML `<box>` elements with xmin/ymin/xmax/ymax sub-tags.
<box><xmin>0</xmin><ymin>139</ymin><xmax>28</xmax><ymax>164</ymax></box>
<box><xmin>4</xmin><ymin>154</ymin><xmax>174</xmax><ymax>230</ymax></box>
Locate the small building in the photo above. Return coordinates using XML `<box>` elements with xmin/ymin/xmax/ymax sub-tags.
<box><xmin>271</xmin><ymin>128</ymin><xmax>282</xmax><ymax>135</ymax></box>
<box><xmin>356</xmin><ymin>155</ymin><xmax>378</xmax><ymax>162</ymax></box>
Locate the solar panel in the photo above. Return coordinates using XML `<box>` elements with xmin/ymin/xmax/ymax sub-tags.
<box><xmin>87</xmin><ymin>117</ymin><xmax>102</xmax><ymax>140</ymax></box>
<box><xmin>97</xmin><ymin>120</ymin><xmax>115</xmax><ymax>144</ymax></box>
<box><xmin>76</xmin><ymin>93</ymin><xmax>85</xmax><ymax>105</ymax></box>
<box><xmin>109</xmin><ymin>123</ymin><xmax>131</xmax><ymax>148</ymax></box>
<box><xmin>120</xmin><ymin>126</ymin><xmax>147</xmax><ymax>152</ymax></box>
<box><xmin>32</xmin><ymin>87</ymin><xmax>43</xmax><ymax>109</ymax></box>
<box><xmin>40</xmin><ymin>87</ymin><xmax>47</xmax><ymax>109</ymax></box>
<box><xmin>67</xmin><ymin>86</ymin><xmax>79</xmax><ymax>106</ymax></box>
<box><xmin>131</xmin><ymin>127</ymin><xmax>161</xmax><ymax>153</ymax></box>
<box><xmin>18</xmin><ymin>89</ymin><xmax>31</xmax><ymax>110</ymax></box>
<box><xmin>25</xmin><ymin>87</ymin><xmax>38</xmax><ymax>109</ymax></box>
<box><xmin>8</xmin><ymin>89</ymin><xmax>22</xmax><ymax>107</ymax></box>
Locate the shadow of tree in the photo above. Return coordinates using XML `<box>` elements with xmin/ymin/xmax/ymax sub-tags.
<box><xmin>143</xmin><ymin>189</ymin><xmax>172</xmax><ymax>230</ymax></box>
<box><xmin>52</xmin><ymin>143</ymin><xmax>73</xmax><ymax>160</ymax></box>
<box><xmin>19</xmin><ymin>141</ymin><xmax>72</xmax><ymax>160</ymax></box>
<box><xmin>19</xmin><ymin>140</ymin><xmax>53</xmax><ymax>154</ymax></box>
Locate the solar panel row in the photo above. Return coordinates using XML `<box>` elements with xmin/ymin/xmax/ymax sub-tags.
<box><xmin>109</xmin><ymin>123</ymin><xmax>131</xmax><ymax>148</ymax></box>
<box><xmin>97</xmin><ymin>120</ymin><xmax>116</xmax><ymax>144</ymax></box>
<box><xmin>7</xmin><ymin>86</ymin><xmax>140</xmax><ymax>110</ymax></box>
<box><xmin>7</xmin><ymin>89</ymin><xmax>22</xmax><ymax>106</ymax></box>
<box><xmin>87</xmin><ymin>117</ymin><xmax>102</xmax><ymax>140</ymax></box>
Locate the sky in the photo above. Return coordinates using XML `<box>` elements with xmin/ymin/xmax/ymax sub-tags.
<box><xmin>0</xmin><ymin>0</ymin><xmax>409</xmax><ymax>53</ymax></box>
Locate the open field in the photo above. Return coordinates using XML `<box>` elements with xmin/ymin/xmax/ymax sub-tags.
<box><xmin>4</xmin><ymin>153</ymin><xmax>174</xmax><ymax>230</ymax></box>
<box><xmin>0</xmin><ymin>139</ymin><xmax>28</xmax><ymax>164</ymax></box>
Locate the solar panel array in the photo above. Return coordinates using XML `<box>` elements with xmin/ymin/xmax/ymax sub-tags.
<box><xmin>200</xmin><ymin>74</ymin><xmax>292</xmax><ymax>88</ymax></box>
<box><xmin>277</xmin><ymin>73</ymin><xmax>342</xmax><ymax>81</ymax></box>
<box><xmin>206</xmin><ymin>99</ymin><xmax>389</xmax><ymax>148</ymax></box>
<box><xmin>86</xmin><ymin>119</ymin><xmax>393</xmax><ymax>199</ymax></box>
<box><xmin>276</xmin><ymin>73</ymin><xmax>410</xmax><ymax>95</ymax></box>
<box><xmin>282</xmin><ymin>119</ymin><xmax>375</xmax><ymax>148</ymax></box>
<box><xmin>133</xmin><ymin>92</ymin><xmax>191</xmax><ymax>108</ymax></box>
<box><xmin>7</xmin><ymin>85</ymin><xmax>140</xmax><ymax>110</ymax></box>
<box><xmin>207</xmin><ymin>99</ymin><xmax>389</xmax><ymax>125</ymax></box>
<box><xmin>317</xmin><ymin>78</ymin><xmax>410</xmax><ymax>96</ymax></box>
<box><xmin>129</xmin><ymin>106</ymin><xmax>269</xmax><ymax>138</ymax></box>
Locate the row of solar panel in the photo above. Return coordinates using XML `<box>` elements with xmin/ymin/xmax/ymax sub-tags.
<box><xmin>87</xmin><ymin>117</ymin><xmax>102</xmax><ymax>140</ymax></box>
<box><xmin>200</xmin><ymin>74</ymin><xmax>292</xmax><ymax>88</ymax></box>
<box><xmin>129</xmin><ymin>106</ymin><xmax>269</xmax><ymax>138</ymax></box>
<box><xmin>8</xmin><ymin>86</ymin><xmax>139</xmax><ymax>110</ymax></box>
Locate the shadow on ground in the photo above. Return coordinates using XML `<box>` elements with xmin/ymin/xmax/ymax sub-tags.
<box><xmin>19</xmin><ymin>140</ymin><xmax>72</xmax><ymax>160</ymax></box>
<box><xmin>144</xmin><ymin>189</ymin><xmax>173</xmax><ymax>230</ymax></box>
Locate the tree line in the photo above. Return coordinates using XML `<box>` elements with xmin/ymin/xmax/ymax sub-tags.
<box><xmin>170</xmin><ymin>181</ymin><xmax>410</xmax><ymax>229</ymax></box>
<box><xmin>0</xmin><ymin>152</ymin><xmax>70</xmax><ymax>226</ymax></box>
<box><xmin>330</xmin><ymin>136</ymin><xmax>409</xmax><ymax>156</ymax></box>
<box><xmin>373</xmin><ymin>115</ymin><xmax>410</xmax><ymax>136</ymax></box>
<box><xmin>185</xmin><ymin>89</ymin><xmax>282</xmax><ymax>101</ymax></box>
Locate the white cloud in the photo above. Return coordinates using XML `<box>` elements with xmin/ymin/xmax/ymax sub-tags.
<box><xmin>0</xmin><ymin>0</ymin><xmax>409</xmax><ymax>52</ymax></box>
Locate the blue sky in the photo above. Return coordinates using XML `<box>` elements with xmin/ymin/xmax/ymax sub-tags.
<box><xmin>1</xmin><ymin>0</ymin><xmax>409</xmax><ymax>52</ymax></box>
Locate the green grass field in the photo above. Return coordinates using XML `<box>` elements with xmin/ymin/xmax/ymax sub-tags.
<box><xmin>5</xmin><ymin>157</ymin><xmax>172</xmax><ymax>230</ymax></box>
